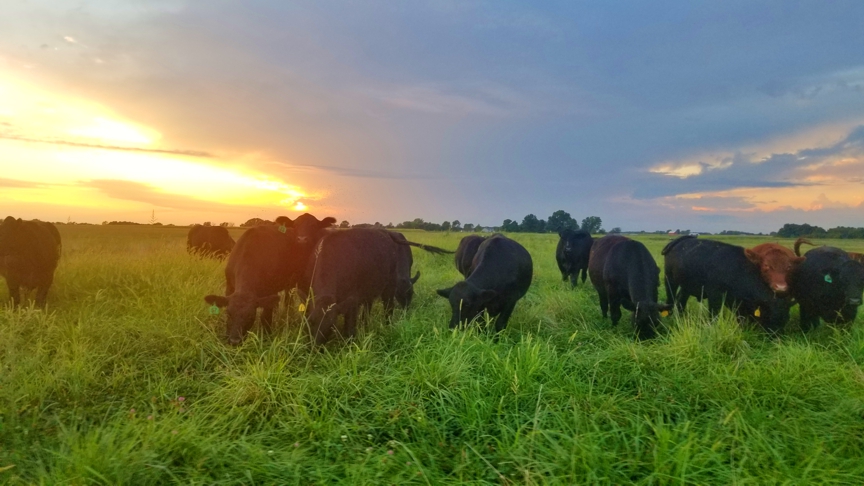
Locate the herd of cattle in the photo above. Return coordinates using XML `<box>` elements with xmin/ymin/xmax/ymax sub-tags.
<box><xmin>2</xmin><ymin>214</ymin><xmax>864</xmax><ymax>345</ymax></box>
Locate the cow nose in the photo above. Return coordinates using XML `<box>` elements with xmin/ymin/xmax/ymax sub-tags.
<box><xmin>228</xmin><ymin>336</ymin><xmax>242</xmax><ymax>346</ymax></box>
<box><xmin>774</xmin><ymin>284</ymin><xmax>787</xmax><ymax>292</ymax></box>
<box><xmin>297</xmin><ymin>236</ymin><xmax>308</xmax><ymax>243</ymax></box>
<box><xmin>849</xmin><ymin>298</ymin><xmax>862</xmax><ymax>306</ymax></box>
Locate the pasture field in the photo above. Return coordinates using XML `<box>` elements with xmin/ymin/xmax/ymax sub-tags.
<box><xmin>2</xmin><ymin>225</ymin><xmax>864</xmax><ymax>484</ymax></box>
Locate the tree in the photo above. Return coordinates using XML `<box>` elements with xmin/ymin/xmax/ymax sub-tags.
<box><xmin>546</xmin><ymin>210</ymin><xmax>578</xmax><ymax>233</ymax></box>
<box><xmin>502</xmin><ymin>219</ymin><xmax>520</xmax><ymax>232</ymax></box>
<box><xmin>520</xmin><ymin>214</ymin><xmax>543</xmax><ymax>233</ymax></box>
<box><xmin>339</xmin><ymin>220</ymin><xmax>350</xmax><ymax>228</ymax></box>
<box><xmin>451</xmin><ymin>220</ymin><xmax>461</xmax><ymax>231</ymax></box>
<box><xmin>609</xmin><ymin>227</ymin><xmax>622</xmax><ymax>234</ymax></box>
<box><xmin>242</xmin><ymin>218</ymin><xmax>267</xmax><ymax>227</ymax></box>
<box><xmin>580</xmin><ymin>216</ymin><xmax>602</xmax><ymax>234</ymax></box>
<box><xmin>463</xmin><ymin>223</ymin><xmax>475</xmax><ymax>232</ymax></box>
<box><xmin>203</xmin><ymin>221</ymin><xmax>212</xmax><ymax>226</ymax></box>
<box><xmin>441</xmin><ymin>221</ymin><xmax>451</xmax><ymax>232</ymax></box>
<box><xmin>220</xmin><ymin>222</ymin><xmax>234</xmax><ymax>227</ymax></box>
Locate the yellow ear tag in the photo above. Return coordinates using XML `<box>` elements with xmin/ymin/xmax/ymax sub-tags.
<box><xmin>298</xmin><ymin>303</ymin><xmax>306</xmax><ymax>312</ymax></box>
<box><xmin>660</xmin><ymin>310</ymin><xmax>669</xmax><ymax>318</ymax></box>
<box><xmin>278</xmin><ymin>224</ymin><xmax>287</xmax><ymax>234</ymax></box>
<box><xmin>754</xmin><ymin>308</ymin><xmax>761</xmax><ymax>317</ymax></box>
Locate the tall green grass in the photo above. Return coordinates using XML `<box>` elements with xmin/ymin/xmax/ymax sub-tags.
<box><xmin>1</xmin><ymin>227</ymin><xmax>863</xmax><ymax>483</ymax></box>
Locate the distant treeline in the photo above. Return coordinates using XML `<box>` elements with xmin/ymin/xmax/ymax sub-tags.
<box><xmin>775</xmin><ymin>223</ymin><xmax>864</xmax><ymax>239</ymax></box>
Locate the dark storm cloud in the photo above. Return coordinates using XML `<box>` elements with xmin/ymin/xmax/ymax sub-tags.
<box><xmin>2</xmin><ymin>0</ymin><xmax>864</xmax><ymax>230</ymax></box>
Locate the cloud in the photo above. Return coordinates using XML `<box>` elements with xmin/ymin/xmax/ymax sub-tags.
<box><xmin>0</xmin><ymin>134</ymin><xmax>214</xmax><ymax>158</ymax></box>
<box><xmin>80</xmin><ymin>179</ymin><xmax>250</xmax><ymax>213</ymax></box>
<box><xmin>0</xmin><ymin>177</ymin><xmax>46</xmax><ymax>188</ymax></box>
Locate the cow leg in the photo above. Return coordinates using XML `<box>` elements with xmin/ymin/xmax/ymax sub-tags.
<box><xmin>34</xmin><ymin>282</ymin><xmax>51</xmax><ymax>308</ymax></box>
<box><xmin>664</xmin><ymin>277</ymin><xmax>678</xmax><ymax>307</ymax></box>
<box><xmin>608</xmin><ymin>288</ymin><xmax>622</xmax><ymax>326</ymax></box>
<box><xmin>569</xmin><ymin>273</ymin><xmax>578</xmax><ymax>288</ymax></box>
<box><xmin>597</xmin><ymin>288</ymin><xmax>609</xmax><ymax>319</ymax></box>
<box><xmin>6</xmin><ymin>278</ymin><xmax>21</xmax><ymax>307</ymax></box>
<box><xmin>706</xmin><ymin>294</ymin><xmax>723</xmax><ymax>318</ymax></box>
<box><xmin>260</xmin><ymin>303</ymin><xmax>276</xmax><ymax>334</ymax></box>
<box><xmin>798</xmin><ymin>304</ymin><xmax>819</xmax><ymax>332</ymax></box>
<box><xmin>343</xmin><ymin>304</ymin><xmax>361</xmax><ymax>340</ymax></box>
<box><xmin>494</xmin><ymin>301</ymin><xmax>517</xmax><ymax>333</ymax></box>
<box><xmin>580</xmin><ymin>267</ymin><xmax>588</xmax><ymax>284</ymax></box>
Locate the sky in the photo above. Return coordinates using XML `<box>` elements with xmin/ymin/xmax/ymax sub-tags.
<box><xmin>1</xmin><ymin>0</ymin><xmax>863</xmax><ymax>232</ymax></box>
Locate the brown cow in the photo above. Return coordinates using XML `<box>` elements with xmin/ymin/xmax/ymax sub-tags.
<box><xmin>744</xmin><ymin>243</ymin><xmax>804</xmax><ymax>295</ymax></box>
<box><xmin>849</xmin><ymin>252</ymin><xmax>864</xmax><ymax>264</ymax></box>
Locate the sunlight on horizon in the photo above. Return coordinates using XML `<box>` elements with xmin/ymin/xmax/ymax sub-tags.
<box><xmin>0</xmin><ymin>73</ymin><xmax>318</xmax><ymax>219</ymax></box>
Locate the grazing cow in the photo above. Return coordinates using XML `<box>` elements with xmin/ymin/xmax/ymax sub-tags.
<box><xmin>788</xmin><ymin>245</ymin><xmax>864</xmax><ymax>331</ymax></box>
<box><xmin>304</xmin><ymin>229</ymin><xmax>451</xmax><ymax>344</ymax></box>
<box><xmin>0</xmin><ymin>216</ymin><xmax>61</xmax><ymax>307</ymax></box>
<box><xmin>204</xmin><ymin>225</ymin><xmax>297</xmax><ymax>345</ymax></box>
<box><xmin>663</xmin><ymin>235</ymin><xmax>790</xmax><ymax>333</ymax></box>
<box><xmin>556</xmin><ymin>229</ymin><xmax>594</xmax><ymax>287</ymax></box>
<box><xmin>455</xmin><ymin>235</ymin><xmax>486</xmax><ymax>277</ymax></box>
<box><xmin>589</xmin><ymin>236</ymin><xmax>670</xmax><ymax>339</ymax></box>
<box><xmin>436</xmin><ymin>234</ymin><xmax>532</xmax><ymax>332</ymax></box>
<box><xmin>744</xmin><ymin>243</ymin><xmax>805</xmax><ymax>295</ymax></box>
<box><xmin>187</xmin><ymin>225</ymin><xmax>235</xmax><ymax>258</ymax></box>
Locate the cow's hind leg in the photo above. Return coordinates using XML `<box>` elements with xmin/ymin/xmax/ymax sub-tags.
<box><xmin>798</xmin><ymin>303</ymin><xmax>819</xmax><ymax>332</ymax></box>
<box><xmin>5</xmin><ymin>278</ymin><xmax>21</xmax><ymax>307</ymax></box>
<box><xmin>608</xmin><ymin>287</ymin><xmax>623</xmax><ymax>327</ymax></box>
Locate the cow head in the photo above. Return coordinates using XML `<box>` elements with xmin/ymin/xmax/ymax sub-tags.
<box><xmin>436</xmin><ymin>282</ymin><xmax>497</xmax><ymax>329</ymax></box>
<box><xmin>291</xmin><ymin>214</ymin><xmax>336</xmax><ymax>245</ymax></box>
<box><xmin>204</xmin><ymin>292</ymin><xmax>280</xmax><ymax>345</ymax></box>
<box><xmin>395</xmin><ymin>271</ymin><xmax>421</xmax><ymax>307</ymax></box>
<box><xmin>632</xmin><ymin>301</ymin><xmax>673</xmax><ymax>340</ymax></box>
<box><xmin>836</xmin><ymin>260</ymin><xmax>864</xmax><ymax>307</ymax></box>
<box><xmin>0</xmin><ymin>216</ymin><xmax>21</xmax><ymax>255</ymax></box>
<box><xmin>745</xmin><ymin>248</ymin><xmax>804</xmax><ymax>295</ymax></box>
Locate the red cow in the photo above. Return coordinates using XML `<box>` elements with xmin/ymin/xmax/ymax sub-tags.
<box><xmin>745</xmin><ymin>243</ymin><xmax>805</xmax><ymax>294</ymax></box>
<box><xmin>848</xmin><ymin>252</ymin><xmax>864</xmax><ymax>264</ymax></box>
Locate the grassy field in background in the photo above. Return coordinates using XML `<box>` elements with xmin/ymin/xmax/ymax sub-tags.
<box><xmin>2</xmin><ymin>225</ymin><xmax>864</xmax><ymax>484</ymax></box>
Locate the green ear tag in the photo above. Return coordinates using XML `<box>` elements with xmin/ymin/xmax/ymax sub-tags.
<box><xmin>824</xmin><ymin>274</ymin><xmax>833</xmax><ymax>284</ymax></box>
<box><xmin>209</xmin><ymin>305</ymin><xmax>220</xmax><ymax>315</ymax></box>
<box><xmin>278</xmin><ymin>225</ymin><xmax>287</xmax><ymax>234</ymax></box>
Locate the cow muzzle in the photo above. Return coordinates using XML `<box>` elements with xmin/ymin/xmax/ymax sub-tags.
<box><xmin>848</xmin><ymin>297</ymin><xmax>862</xmax><ymax>306</ymax></box>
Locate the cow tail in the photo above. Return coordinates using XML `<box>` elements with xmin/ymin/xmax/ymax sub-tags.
<box><xmin>794</xmin><ymin>238</ymin><xmax>815</xmax><ymax>256</ymax></box>
<box><xmin>405</xmin><ymin>241</ymin><xmax>455</xmax><ymax>254</ymax></box>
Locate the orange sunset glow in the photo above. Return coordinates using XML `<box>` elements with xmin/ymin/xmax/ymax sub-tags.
<box><xmin>1</xmin><ymin>70</ymin><xmax>319</xmax><ymax>224</ymax></box>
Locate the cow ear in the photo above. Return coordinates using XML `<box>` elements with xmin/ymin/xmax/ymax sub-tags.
<box><xmin>275</xmin><ymin>216</ymin><xmax>293</xmax><ymax>227</ymax></box>
<box><xmin>436</xmin><ymin>287</ymin><xmax>453</xmax><ymax>298</ymax></box>
<box><xmin>558</xmin><ymin>230</ymin><xmax>565</xmax><ymax>238</ymax></box>
<box><xmin>256</xmin><ymin>294</ymin><xmax>281</xmax><ymax>308</ymax></box>
<box><xmin>744</xmin><ymin>249</ymin><xmax>762</xmax><ymax>265</ymax></box>
<box><xmin>3</xmin><ymin>216</ymin><xmax>16</xmax><ymax>226</ymax></box>
<box><xmin>204</xmin><ymin>295</ymin><xmax>229</xmax><ymax>307</ymax></box>
<box><xmin>320</xmin><ymin>217</ymin><xmax>337</xmax><ymax>228</ymax></box>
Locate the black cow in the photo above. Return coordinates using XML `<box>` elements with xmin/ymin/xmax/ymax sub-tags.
<box><xmin>204</xmin><ymin>225</ymin><xmax>297</xmax><ymax>345</ymax></box>
<box><xmin>436</xmin><ymin>234</ymin><xmax>532</xmax><ymax>332</ymax></box>
<box><xmin>455</xmin><ymin>235</ymin><xmax>486</xmax><ymax>277</ymax></box>
<box><xmin>286</xmin><ymin>213</ymin><xmax>336</xmax><ymax>290</ymax></box>
<box><xmin>304</xmin><ymin>229</ymin><xmax>450</xmax><ymax>344</ymax></box>
<box><xmin>589</xmin><ymin>236</ymin><xmax>670</xmax><ymax>339</ymax></box>
<box><xmin>0</xmin><ymin>216</ymin><xmax>61</xmax><ymax>307</ymax></box>
<box><xmin>556</xmin><ymin>229</ymin><xmax>594</xmax><ymax>287</ymax></box>
<box><xmin>788</xmin><ymin>245</ymin><xmax>864</xmax><ymax>331</ymax></box>
<box><xmin>663</xmin><ymin>235</ymin><xmax>790</xmax><ymax>333</ymax></box>
<box><xmin>187</xmin><ymin>225</ymin><xmax>235</xmax><ymax>258</ymax></box>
